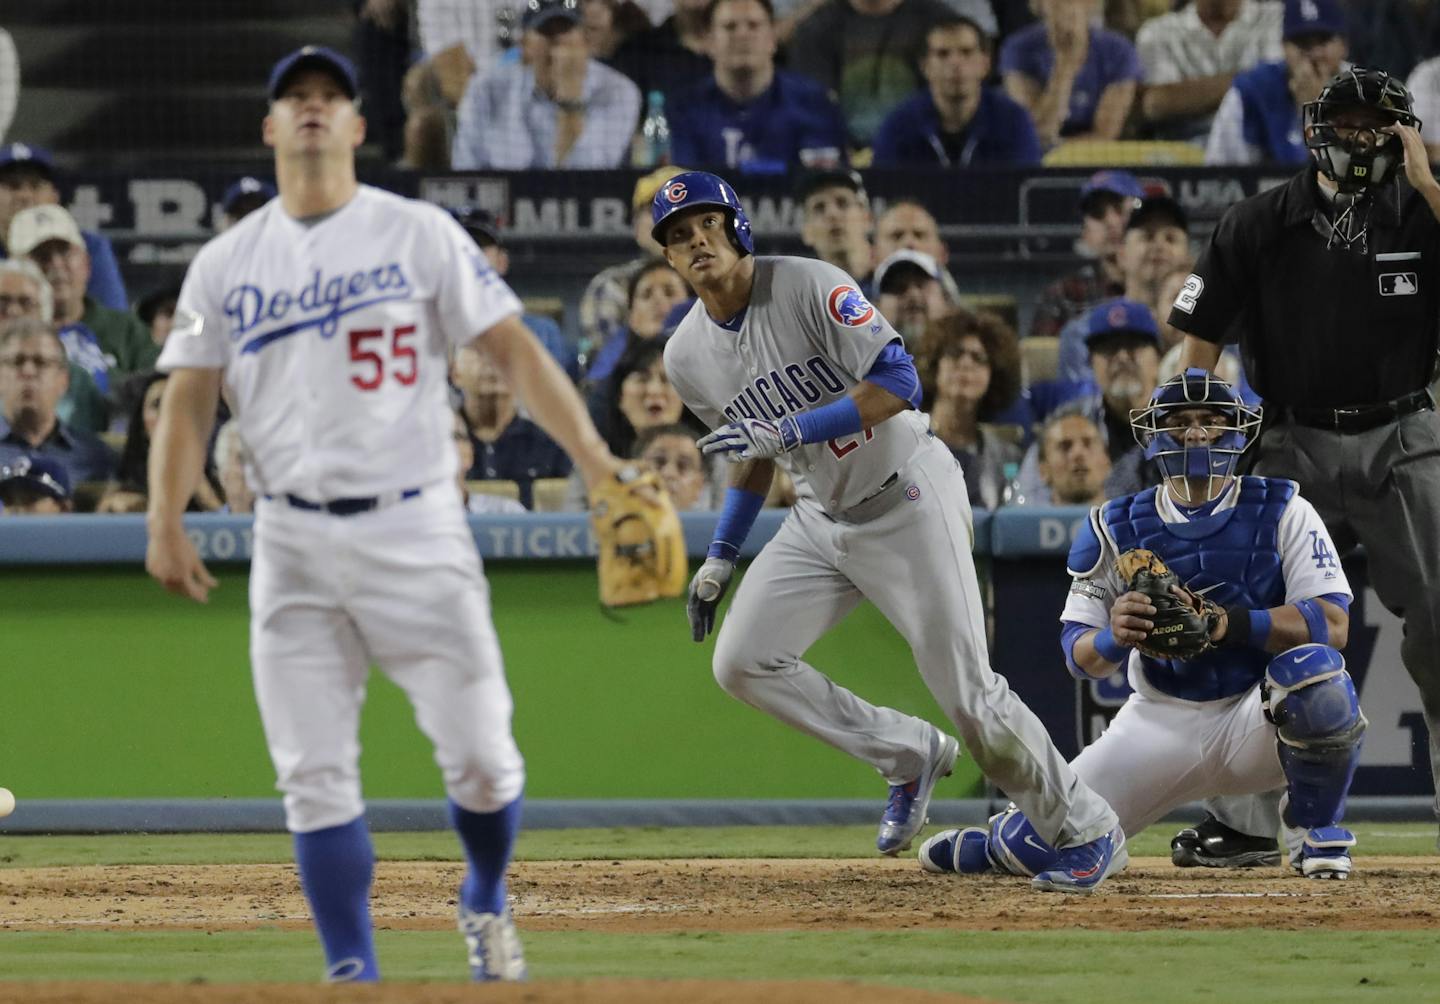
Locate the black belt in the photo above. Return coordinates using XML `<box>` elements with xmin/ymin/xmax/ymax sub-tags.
<box><xmin>1284</xmin><ymin>389</ymin><xmax>1433</xmax><ymax>434</ymax></box>
<box><xmin>271</xmin><ymin>487</ymin><xmax>422</xmax><ymax>516</ymax></box>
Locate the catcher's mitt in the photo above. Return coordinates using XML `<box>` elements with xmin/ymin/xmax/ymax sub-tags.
<box><xmin>1114</xmin><ymin>548</ymin><xmax>1222</xmax><ymax>660</ymax></box>
<box><xmin>589</xmin><ymin>466</ymin><xmax>687</xmax><ymax>607</ymax></box>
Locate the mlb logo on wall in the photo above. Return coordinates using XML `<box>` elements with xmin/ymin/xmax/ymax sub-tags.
<box><xmin>826</xmin><ymin>285</ymin><xmax>875</xmax><ymax>326</ymax></box>
<box><xmin>1379</xmin><ymin>272</ymin><xmax>1418</xmax><ymax>296</ymax></box>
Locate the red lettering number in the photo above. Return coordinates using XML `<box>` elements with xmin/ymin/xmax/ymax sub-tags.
<box><xmin>348</xmin><ymin>325</ymin><xmax>420</xmax><ymax>391</ymax></box>
<box><xmin>348</xmin><ymin>328</ymin><xmax>384</xmax><ymax>390</ymax></box>
<box><xmin>392</xmin><ymin>324</ymin><xmax>418</xmax><ymax>386</ymax></box>
<box><xmin>826</xmin><ymin>428</ymin><xmax>875</xmax><ymax>459</ymax></box>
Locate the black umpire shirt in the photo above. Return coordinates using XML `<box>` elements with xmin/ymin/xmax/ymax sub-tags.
<box><xmin>1168</xmin><ymin>168</ymin><xmax>1440</xmax><ymax>408</ymax></box>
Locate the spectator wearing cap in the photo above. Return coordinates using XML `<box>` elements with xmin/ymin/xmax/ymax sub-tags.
<box><xmin>1028</xmin><ymin>168</ymin><xmax>1143</xmax><ymax>339</ymax></box>
<box><xmin>452</xmin><ymin>208</ymin><xmax>580</xmax><ymax>378</ymax></box>
<box><xmin>219</xmin><ymin>176</ymin><xmax>277</xmax><ymax>231</ymax></box>
<box><xmin>875</xmin><ymin>249</ymin><xmax>948</xmax><ymax>349</ymax></box>
<box><xmin>609</xmin><ymin>0</ymin><xmax>714</xmax><ymax>106</ymax></box>
<box><xmin>1056</xmin><ymin>192</ymin><xmax>1192</xmax><ymax>383</ymax></box>
<box><xmin>999</xmin><ymin>0</ymin><xmax>1142</xmax><ymax>149</ymax></box>
<box><xmin>667</xmin><ymin>0</ymin><xmax>847</xmax><ymax>173</ymax></box>
<box><xmin>0</xmin><ymin>143</ymin><xmax>129</xmax><ymax>312</ymax></box>
<box><xmin>1204</xmin><ymin>0</ymin><xmax>1348</xmax><ymax>166</ymax></box>
<box><xmin>1136</xmin><ymin>0</ymin><xmax>1283</xmax><ymax>144</ymax></box>
<box><xmin>452</xmin><ymin>0</ymin><xmax>642</xmax><ymax>169</ymax></box>
<box><xmin>872</xmin><ymin>15</ymin><xmax>1043</xmax><ymax>167</ymax></box>
<box><xmin>1083</xmin><ymin>297</ymin><xmax>1162</xmax><ymax>462</ymax></box>
<box><xmin>0</xmin><ymin>258</ymin><xmax>109</xmax><ymax>435</ymax></box>
<box><xmin>578</xmin><ymin>166</ymin><xmax>690</xmax><ymax>368</ymax></box>
<box><xmin>0</xmin><ymin>317</ymin><xmax>115</xmax><ymax>486</ymax></box>
<box><xmin>9</xmin><ymin>204</ymin><xmax>159</xmax><ymax>395</ymax></box>
<box><xmin>0</xmin><ymin>454</ymin><xmax>73</xmax><ymax>515</ymax></box>
<box><xmin>797</xmin><ymin>168</ymin><xmax>873</xmax><ymax>287</ymax></box>
<box><xmin>789</xmin><ymin>0</ymin><xmax>996</xmax><ymax>146</ymax></box>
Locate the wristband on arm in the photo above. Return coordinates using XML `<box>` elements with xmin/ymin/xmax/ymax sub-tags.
<box><xmin>779</xmin><ymin>396</ymin><xmax>864</xmax><ymax>450</ymax></box>
<box><xmin>707</xmin><ymin>487</ymin><xmax>766</xmax><ymax>561</ymax></box>
<box><xmin>1221</xmin><ymin>607</ymin><xmax>1273</xmax><ymax>648</ymax></box>
<box><xmin>1091</xmin><ymin>626</ymin><xmax>1130</xmax><ymax>664</ymax></box>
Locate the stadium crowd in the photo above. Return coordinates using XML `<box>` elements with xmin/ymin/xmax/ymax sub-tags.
<box><xmin>1</xmin><ymin>0</ymin><xmax>1438</xmax><ymax>515</ymax></box>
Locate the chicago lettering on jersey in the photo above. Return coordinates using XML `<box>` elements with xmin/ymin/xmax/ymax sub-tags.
<box><xmin>722</xmin><ymin>355</ymin><xmax>847</xmax><ymax>422</ymax></box>
<box><xmin>225</xmin><ymin>263</ymin><xmax>413</xmax><ymax>354</ymax></box>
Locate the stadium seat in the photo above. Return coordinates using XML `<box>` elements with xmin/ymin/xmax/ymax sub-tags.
<box><xmin>530</xmin><ymin>477</ymin><xmax>572</xmax><ymax>513</ymax></box>
<box><xmin>467</xmin><ymin>479</ymin><xmax>522</xmax><ymax>502</ymax></box>
<box><xmin>1041</xmin><ymin>140</ymin><xmax>1206</xmax><ymax>167</ymax></box>
<box><xmin>1020</xmin><ymin>336</ymin><xmax>1061</xmax><ymax>385</ymax></box>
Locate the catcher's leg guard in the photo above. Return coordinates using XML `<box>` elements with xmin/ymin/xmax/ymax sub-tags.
<box><xmin>1265</xmin><ymin>645</ymin><xmax>1366</xmax><ymax>830</ymax></box>
<box><xmin>986</xmin><ymin>804</ymin><xmax>1060</xmax><ymax>877</ymax></box>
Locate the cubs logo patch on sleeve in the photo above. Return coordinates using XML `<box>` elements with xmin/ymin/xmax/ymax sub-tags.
<box><xmin>826</xmin><ymin>285</ymin><xmax>875</xmax><ymax>327</ymax></box>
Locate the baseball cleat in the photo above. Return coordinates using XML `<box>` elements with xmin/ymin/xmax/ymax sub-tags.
<box><xmin>877</xmin><ymin>732</ymin><xmax>961</xmax><ymax>855</ymax></box>
<box><xmin>918</xmin><ymin>827</ymin><xmax>992</xmax><ymax>874</ymax></box>
<box><xmin>1171</xmin><ymin>813</ymin><xmax>1282</xmax><ymax>869</ymax></box>
<box><xmin>1031</xmin><ymin>826</ymin><xmax>1128</xmax><ymax>893</ymax></box>
<box><xmin>1298</xmin><ymin>826</ymin><xmax>1355</xmax><ymax>880</ymax></box>
<box><xmin>458</xmin><ymin>906</ymin><xmax>527</xmax><ymax>981</ymax></box>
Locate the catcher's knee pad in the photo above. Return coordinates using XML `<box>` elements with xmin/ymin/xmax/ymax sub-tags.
<box><xmin>1266</xmin><ymin>645</ymin><xmax>1366</xmax><ymax>829</ymax></box>
<box><xmin>986</xmin><ymin>805</ymin><xmax>1060</xmax><ymax>877</ymax></box>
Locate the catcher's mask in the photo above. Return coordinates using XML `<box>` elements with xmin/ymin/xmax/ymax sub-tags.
<box><xmin>1303</xmin><ymin>67</ymin><xmax>1420</xmax><ymax>250</ymax></box>
<box><xmin>1130</xmin><ymin>368</ymin><xmax>1261</xmax><ymax>504</ymax></box>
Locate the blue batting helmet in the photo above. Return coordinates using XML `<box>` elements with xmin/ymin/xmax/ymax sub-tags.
<box><xmin>1130</xmin><ymin>368</ymin><xmax>1262</xmax><ymax>502</ymax></box>
<box><xmin>649</xmin><ymin>171</ymin><xmax>754</xmax><ymax>255</ymax></box>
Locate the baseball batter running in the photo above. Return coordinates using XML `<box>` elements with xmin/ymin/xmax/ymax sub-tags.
<box><xmin>918</xmin><ymin>371</ymin><xmax>1366</xmax><ymax>882</ymax></box>
<box><xmin>655</xmin><ymin>171</ymin><xmax>1124</xmax><ymax>892</ymax></box>
<box><xmin>144</xmin><ymin>46</ymin><xmax>646</xmax><ymax>982</ymax></box>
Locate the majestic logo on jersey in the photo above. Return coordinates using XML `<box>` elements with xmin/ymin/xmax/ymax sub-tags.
<box><xmin>721</xmin><ymin>355</ymin><xmax>847</xmax><ymax>424</ymax></box>
<box><xmin>663</xmin><ymin>181</ymin><xmax>688</xmax><ymax>204</ymax></box>
<box><xmin>224</xmin><ymin>264</ymin><xmax>414</xmax><ymax>355</ymax></box>
<box><xmin>826</xmin><ymin>285</ymin><xmax>875</xmax><ymax>327</ymax></box>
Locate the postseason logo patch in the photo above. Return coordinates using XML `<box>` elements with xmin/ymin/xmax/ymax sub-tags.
<box><xmin>1069</xmin><ymin>578</ymin><xmax>1108</xmax><ymax>601</ymax></box>
<box><xmin>1379</xmin><ymin>272</ymin><xmax>1418</xmax><ymax>296</ymax></box>
<box><xmin>826</xmin><ymin>285</ymin><xmax>875</xmax><ymax>327</ymax></box>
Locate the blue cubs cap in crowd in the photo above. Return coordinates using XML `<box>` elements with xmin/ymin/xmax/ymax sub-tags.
<box><xmin>0</xmin><ymin>143</ymin><xmax>56</xmax><ymax>178</ymax></box>
<box><xmin>1284</xmin><ymin>0</ymin><xmax>1345</xmax><ymax>40</ymax></box>
<box><xmin>1079</xmin><ymin>169</ymin><xmax>1145</xmax><ymax>214</ymax></box>
<box><xmin>267</xmin><ymin>45</ymin><xmax>359</xmax><ymax>100</ymax></box>
<box><xmin>0</xmin><ymin>455</ymin><xmax>72</xmax><ymax>502</ymax></box>
<box><xmin>521</xmin><ymin>0</ymin><xmax>581</xmax><ymax>32</ymax></box>
<box><xmin>220</xmin><ymin>176</ymin><xmax>277</xmax><ymax>214</ymax></box>
<box><xmin>1082</xmin><ymin>298</ymin><xmax>1161</xmax><ymax>350</ymax></box>
<box><xmin>451</xmin><ymin>207</ymin><xmax>505</xmax><ymax>247</ymax></box>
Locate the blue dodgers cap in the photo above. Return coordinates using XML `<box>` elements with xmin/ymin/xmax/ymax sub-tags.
<box><xmin>521</xmin><ymin>0</ymin><xmax>581</xmax><ymax>31</ymax></box>
<box><xmin>1082</xmin><ymin>298</ymin><xmax>1162</xmax><ymax>349</ymax></box>
<box><xmin>267</xmin><ymin>45</ymin><xmax>359</xmax><ymax>100</ymax></box>
<box><xmin>0</xmin><ymin>142</ymin><xmax>56</xmax><ymax>177</ymax></box>
<box><xmin>1078</xmin><ymin>169</ymin><xmax>1146</xmax><ymax>213</ymax></box>
<box><xmin>0</xmin><ymin>454</ymin><xmax>72</xmax><ymax>502</ymax></box>
<box><xmin>220</xmin><ymin>176</ymin><xmax>277</xmax><ymax>213</ymax></box>
<box><xmin>1284</xmin><ymin>0</ymin><xmax>1345</xmax><ymax>40</ymax></box>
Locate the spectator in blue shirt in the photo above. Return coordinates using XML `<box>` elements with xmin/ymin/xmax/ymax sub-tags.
<box><xmin>668</xmin><ymin>0</ymin><xmax>847</xmax><ymax>173</ymax></box>
<box><xmin>0</xmin><ymin>144</ymin><xmax>128</xmax><ymax>312</ymax></box>
<box><xmin>998</xmin><ymin>0</ymin><xmax>1141</xmax><ymax>148</ymax></box>
<box><xmin>0</xmin><ymin>318</ymin><xmax>115</xmax><ymax>487</ymax></box>
<box><xmin>873</xmin><ymin>14</ymin><xmax>1042</xmax><ymax>167</ymax></box>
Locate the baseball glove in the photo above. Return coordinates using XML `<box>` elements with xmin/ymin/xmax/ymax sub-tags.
<box><xmin>1114</xmin><ymin>548</ymin><xmax>1222</xmax><ymax>661</ymax></box>
<box><xmin>589</xmin><ymin>466</ymin><xmax>687</xmax><ymax>607</ymax></box>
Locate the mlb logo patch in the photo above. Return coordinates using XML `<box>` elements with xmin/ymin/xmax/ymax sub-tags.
<box><xmin>1380</xmin><ymin>272</ymin><xmax>1418</xmax><ymax>296</ymax></box>
<box><xmin>826</xmin><ymin>285</ymin><xmax>875</xmax><ymax>327</ymax></box>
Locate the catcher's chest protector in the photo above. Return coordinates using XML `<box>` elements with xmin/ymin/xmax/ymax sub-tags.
<box><xmin>1101</xmin><ymin>477</ymin><xmax>1293</xmax><ymax>701</ymax></box>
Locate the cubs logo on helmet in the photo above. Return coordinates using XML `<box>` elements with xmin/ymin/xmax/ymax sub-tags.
<box><xmin>663</xmin><ymin>181</ymin><xmax>687</xmax><ymax>204</ymax></box>
<box><xmin>826</xmin><ymin>285</ymin><xmax>875</xmax><ymax>327</ymax></box>
<box><xmin>649</xmin><ymin>171</ymin><xmax>755</xmax><ymax>255</ymax></box>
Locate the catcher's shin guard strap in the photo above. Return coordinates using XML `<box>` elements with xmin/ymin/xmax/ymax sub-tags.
<box><xmin>707</xmin><ymin>487</ymin><xmax>766</xmax><ymax>561</ymax></box>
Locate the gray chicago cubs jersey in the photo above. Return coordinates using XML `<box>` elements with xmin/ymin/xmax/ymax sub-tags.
<box><xmin>665</xmin><ymin>256</ymin><xmax>931</xmax><ymax>513</ymax></box>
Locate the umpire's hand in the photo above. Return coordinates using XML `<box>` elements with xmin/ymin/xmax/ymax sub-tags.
<box><xmin>146</xmin><ymin>523</ymin><xmax>219</xmax><ymax>603</ymax></box>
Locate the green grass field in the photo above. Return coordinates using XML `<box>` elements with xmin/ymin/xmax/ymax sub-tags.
<box><xmin>1</xmin><ymin>824</ymin><xmax>1437</xmax><ymax>1003</ymax></box>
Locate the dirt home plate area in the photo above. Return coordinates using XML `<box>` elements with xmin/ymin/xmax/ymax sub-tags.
<box><xmin>4</xmin><ymin>857</ymin><xmax>1439</xmax><ymax>1003</ymax></box>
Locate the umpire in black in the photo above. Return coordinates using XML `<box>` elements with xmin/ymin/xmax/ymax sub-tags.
<box><xmin>1170</xmin><ymin>67</ymin><xmax>1440</xmax><ymax>859</ymax></box>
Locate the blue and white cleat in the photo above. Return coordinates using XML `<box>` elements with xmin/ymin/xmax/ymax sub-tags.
<box><xmin>877</xmin><ymin>732</ymin><xmax>961</xmax><ymax>855</ymax></box>
<box><xmin>1031</xmin><ymin>826</ymin><xmax>1128</xmax><ymax>893</ymax></box>
<box><xmin>918</xmin><ymin>826</ymin><xmax>992</xmax><ymax>874</ymax></box>
<box><xmin>458</xmin><ymin>906</ymin><xmax>527</xmax><ymax>981</ymax></box>
<box><xmin>1299</xmin><ymin>826</ymin><xmax>1355</xmax><ymax>880</ymax></box>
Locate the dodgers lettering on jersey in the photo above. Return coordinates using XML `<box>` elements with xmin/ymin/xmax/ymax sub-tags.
<box><xmin>664</xmin><ymin>256</ymin><xmax>933</xmax><ymax>513</ymax></box>
<box><xmin>158</xmin><ymin>185</ymin><xmax>522</xmax><ymax>500</ymax></box>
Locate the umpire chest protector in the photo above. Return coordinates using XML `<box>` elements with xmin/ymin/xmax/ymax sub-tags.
<box><xmin>1097</xmin><ymin>477</ymin><xmax>1294</xmax><ymax>701</ymax></box>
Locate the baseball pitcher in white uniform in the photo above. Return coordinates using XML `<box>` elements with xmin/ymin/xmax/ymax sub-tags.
<box><xmin>653</xmin><ymin>171</ymin><xmax>1124</xmax><ymax>892</ymax></box>
<box><xmin>919</xmin><ymin>371</ymin><xmax>1367</xmax><ymax>882</ymax></box>
<box><xmin>145</xmin><ymin>46</ymin><xmax>635</xmax><ymax>983</ymax></box>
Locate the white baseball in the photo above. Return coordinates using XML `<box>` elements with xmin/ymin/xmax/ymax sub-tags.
<box><xmin>0</xmin><ymin>788</ymin><xmax>14</xmax><ymax>819</ymax></box>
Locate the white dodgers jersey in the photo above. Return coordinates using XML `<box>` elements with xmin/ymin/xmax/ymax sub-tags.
<box><xmin>664</xmin><ymin>256</ymin><xmax>931</xmax><ymax>513</ymax></box>
<box><xmin>158</xmin><ymin>186</ymin><xmax>521</xmax><ymax>499</ymax></box>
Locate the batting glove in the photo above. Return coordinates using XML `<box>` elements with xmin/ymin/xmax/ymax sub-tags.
<box><xmin>696</xmin><ymin>417</ymin><xmax>801</xmax><ymax>462</ymax></box>
<box><xmin>687</xmin><ymin>557</ymin><xmax>735</xmax><ymax>642</ymax></box>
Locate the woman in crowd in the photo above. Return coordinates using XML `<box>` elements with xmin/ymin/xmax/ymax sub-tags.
<box><xmin>584</xmin><ymin>258</ymin><xmax>691</xmax><ymax>392</ymax></box>
<box><xmin>106</xmin><ymin>371</ymin><xmax>222</xmax><ymax>512</ymax></box>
